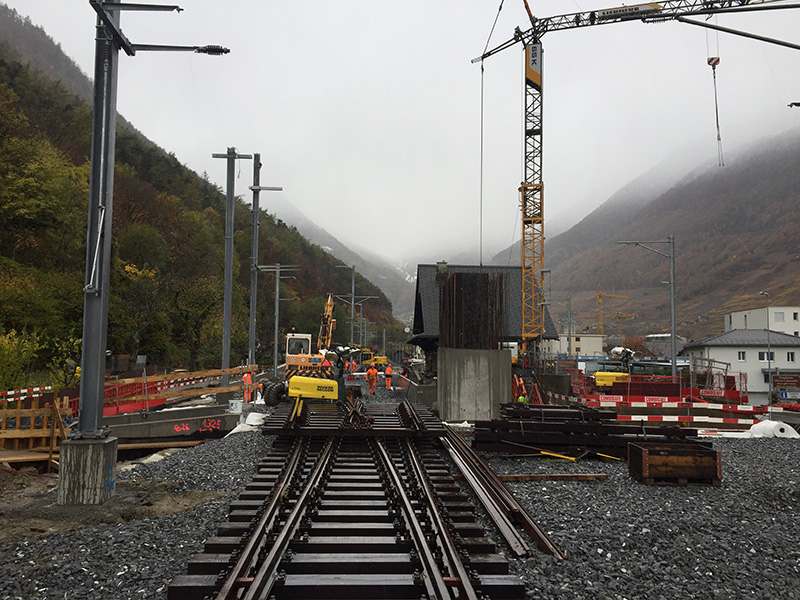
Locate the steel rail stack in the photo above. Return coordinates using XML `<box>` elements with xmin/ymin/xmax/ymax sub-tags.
<box><xmin>168</xmin><ymin>398</ymin><xmax>551</xmax><ymax>599</ymax></box>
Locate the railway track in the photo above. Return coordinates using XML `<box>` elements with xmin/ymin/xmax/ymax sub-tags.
<box><xmin>169</xmin><ymin>399</ymin><xmax>563</xmax><ymax>599</ymax></box>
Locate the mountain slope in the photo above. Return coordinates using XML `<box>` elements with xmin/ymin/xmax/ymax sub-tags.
<box><xmin>0</xmin><ymin>7</ymin><xmax>402</xmax><ymax>386</ymax></box>
<box><xmin>545</xmin><ymin>128</ymin><xmax>800</xmax><ymax>339</ymax></box>
<box><xmin>265</xmin><ymin>195</ymin><xmax>416</xmax><ymax>322</ymax></box>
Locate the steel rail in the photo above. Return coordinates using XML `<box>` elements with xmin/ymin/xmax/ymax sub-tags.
<box><xmin>402</xmin><ymin>438</ymin><xmax>480</xmax><ymax>600</ymax></box>
<box><xmin>215</xmin><ymin>437</ymin><xmax>308</xmax><ymax>599</ymax></box>
<box><xmin>400</xmin><ymin>399</ymin><xmax>426</xmax><ymax>432</ymax></box>
<box><xmin>375</xmin><ymin>439</ymin><xmax>452</xmax><ymax>600</ymax></box>
<box><xmin>287</xmin><ymin>396</ymin><xmax>303</xmax><ymax>427</ymax></box>
<box><xmin>444</xmin><ymin>425</ymin><xmax>566</xmax><ymax>559</ymax></box>
<box><xmin>441</xmin><ymin>431</ymin><xmax>531</xmax><ymax>558</ymax></box>
<box><xmin>241</xmin><ymin>437</ymin><xmax>337</xmax><ymax>600</ymax></box>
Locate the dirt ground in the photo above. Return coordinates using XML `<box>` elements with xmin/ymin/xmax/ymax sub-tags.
<box><xmin>0</xmin><ymin>465</ymin><xmax>224</xmax><ymax>546</ymax></box>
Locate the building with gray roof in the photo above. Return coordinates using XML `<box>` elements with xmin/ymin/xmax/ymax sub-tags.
<box><xmin>684</xmin><ymin>329</ymin><xmax>800</xmax><ymax>405</ymax></box>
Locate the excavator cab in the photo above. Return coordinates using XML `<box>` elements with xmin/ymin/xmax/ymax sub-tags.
<box><xmin>287</xmin><ymin>334</ymin><xmax>311</xmax><ymax>356</ymax></box>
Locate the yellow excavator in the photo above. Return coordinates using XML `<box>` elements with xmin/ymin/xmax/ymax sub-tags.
<box><xmin>282</xmin><ymin>294</ymin><xmax>360</xmax><ymax>403</ymax></box>
<box><xmin>357</xmin><ymin>345</ymin><xmax>388</xmax><ymax>369</ymax></box>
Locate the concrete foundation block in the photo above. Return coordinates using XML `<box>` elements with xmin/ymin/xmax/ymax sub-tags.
<box><xmin>438</xmin><ymin>348</ymin><xmax>511</xmax><ymax>422</ymax></box>
<box><xmin>57</xmin><ymin>437</ymin><xmax>119</xmax><ymax>505</ymax></box>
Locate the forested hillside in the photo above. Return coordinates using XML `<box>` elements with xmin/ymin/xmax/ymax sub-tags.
<box><xmin>0</xmin><ymin>7</ymin><xmax>399</xmax><ymax>390</ymax></box>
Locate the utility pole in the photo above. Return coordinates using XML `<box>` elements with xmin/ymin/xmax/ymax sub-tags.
<box><xmin>212</xmin><ymin>148</ymin><xmax>252</xmax><ymax>388</ymax></box>
<box><xmin>258</xmin><ymin>264</ymin><xmax>298</xmax><ymax>377</ymax></box>
<box><xmin>65</xmin><ymin>0</ymin><xmax>227</xmax><ymax>506</ymax></box>
<box><xmin>335</xmin><ymin>264</ymin><xmax>356</xmax><ymax>346</ymax></box>
<box><xmin>353</xmin><ymin>296</ymin><xmax>378</xmax><ymax>346</ymax></box>
<box><xmin>247</xmin><ymin>154</ymin><xmax>282</xmax><ymax>367</ymax></box>
<box><xmin>618</xmin><ymin>236</ymin><xmax>677</xmax><ymax>377</ymax></box>
<box><xmin>759</xmin><ymin>290</ymin><xmax>773</xmax><ymax>406</ymax></box>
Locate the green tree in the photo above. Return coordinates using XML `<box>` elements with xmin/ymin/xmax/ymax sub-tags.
<box><xmin>0</xmin><ymin>328</ymin><xmax>41</xmax><ymax>390</ymax></box>
<box><xmin>172</xmin><ymin>276</ymin><xmax>224</xmax><ymax>370</ymax></box>
<box><xmin>46</xmin><ymin>336</ymin><xmax>81</xmax><ymax>393</ymax></box>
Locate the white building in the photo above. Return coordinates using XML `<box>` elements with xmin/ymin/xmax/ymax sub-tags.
<box><xmin>541</xmin><ymin>333</ymin><xmax>605</xmax><ymax>357</ymax></box>
<box><xmin>683</xmin><ymin>329</ymin><xmax>800</xmax><ymax>405</ymax></box>
<box><xmin>725</xmin><ymin>306</ymin><xmax>800</xmax><ymax>337</ymax></box>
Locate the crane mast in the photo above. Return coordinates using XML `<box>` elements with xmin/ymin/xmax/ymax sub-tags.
<box><xmin>475</xmin><ymin>0</ymin><xmax>795</xmax><ymax>352</ymax></box>
<box><xmin>520</xmin><ymin>41</ymin><xmax>544</xmax><ymax>347</ymax></box>
<box><xmin>597</xmin><ymin>287</ymin><xmax>630</xmax><ymax>336</ymax></box>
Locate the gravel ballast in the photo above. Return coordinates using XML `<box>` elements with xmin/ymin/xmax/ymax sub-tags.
<box><xmin>487</xmin><ymin>437</ymin><xmax>800</xmax><ymax>600</ymax></box>
<box><xmin>1</xmin><ymin>404</ymin><xmax>797</xmax><ymax>599</ymax></box>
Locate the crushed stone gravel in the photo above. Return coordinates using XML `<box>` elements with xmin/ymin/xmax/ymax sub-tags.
<box><xmin>484</xmin><ymin>437</ymin><xmax>800</xmax><ymax>600</ymax></box>
<box><xmin>1</xmin><ymin>401</ymin><xmax>797</xmax><ymax>600</ymax></box>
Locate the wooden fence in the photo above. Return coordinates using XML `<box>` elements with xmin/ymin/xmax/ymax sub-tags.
<box><xmin>0</xmin><ymin>397</ymin><xmax>71</xmax><ymax>471</ymax></box>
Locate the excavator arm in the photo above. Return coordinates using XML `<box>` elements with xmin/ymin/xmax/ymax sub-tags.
<box><xmin>317</xmin><ymin>294</ymin><xmax>337</xmax><ymax>353</ymax></box>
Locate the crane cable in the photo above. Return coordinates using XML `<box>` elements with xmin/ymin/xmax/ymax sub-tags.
<box><xmin>706</xmin><ymin>18</ymin><xmax>725</xmax><ymax>166</ymax></box>
<box><xmin>479</xmin><ymin>0</ymin><xmax>505</xmax><ymax>266</ymax></box>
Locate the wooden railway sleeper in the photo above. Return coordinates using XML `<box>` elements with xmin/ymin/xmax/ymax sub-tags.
<box><xmin>171</xmin><ymin>431</ymin><xmax>525</xmax><ymax>600</ymax></box>
<box><xmin>215</xmin><ymin>437</ymin><xmax>339</xmax><ymax>600</ymax></box>
<box><xmin>242</xmin><ymin>437</ymin><xmax>339</xmax><ymax>600</ymax></box>
<box><xmin>215</xmin><ymin>437</ymin><xmax>311</xmax><ymax>598</ymax></box>
<box><xmin>402</xmin><ymin>438</ymin><xmax>480</xmax><ymax>600</ymax></box>
<box><xmin>374</xmin><ymin>439</ymin><xmax>452</xmax><ymax>600</ymax></box>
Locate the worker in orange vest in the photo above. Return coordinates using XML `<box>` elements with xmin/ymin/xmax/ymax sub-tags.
<box><xmin>366</xmin><ymin>363</ymin><xmax>379</xmax><ymax>395</ymax></box>
<box><xmin>242</xmin><ymin>371</ymin><xmax>252</xmax><ymax>402</ymax></box>
<box><xmin>384</xmin><ymin>363</ymin><xmax>393</xmax><ymax>390</ymax></box>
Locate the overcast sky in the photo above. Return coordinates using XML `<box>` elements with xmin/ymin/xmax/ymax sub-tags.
<box><xmin>5</xmin><ymin>1</ymin><xmax>800</xmax><ymax>264</ymax></box>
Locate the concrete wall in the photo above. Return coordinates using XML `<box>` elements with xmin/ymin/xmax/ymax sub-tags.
<box><xmin>437</xmin><ymin>348</ymin><xmax>511</xmax><ymax>422</ymax></box>
<box><xmin>403</xmin><ymin>379</ymin><xmax>438</xmax><ymax>414</ymax></box>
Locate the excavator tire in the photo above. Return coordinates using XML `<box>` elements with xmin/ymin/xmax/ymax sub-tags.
<box><xmin>268</xmin><ymin>382</ymin><xmax>281</xmax><ymax>406</ymax></box>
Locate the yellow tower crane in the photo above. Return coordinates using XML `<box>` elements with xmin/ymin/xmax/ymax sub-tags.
<box><xmin>614</xmin><ymin>311</ymin><xmax>637</xmax><ymax>337</ymax></box>
<box><xmin>597</xmin><ymin>287</ymin><xmax>629</xmax><ymax>336</ymax></box>
<box><xmin>473</xmin><ymin>0</ymin><xmax>798</xmax><ymax>354</ymax></box>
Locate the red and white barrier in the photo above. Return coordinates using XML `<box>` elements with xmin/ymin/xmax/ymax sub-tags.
<box><xmin>1</xmin><ymin>386</ymin><xmax>51</xmax><ymax>400</ymax></box>
<box><xmin>545</xmin><ymin>391</ymin><xmax>758</xmax><ymax>427</ymax></box>
<box><xmin>615</xmin><ymin>414</ymin><xmax>755</xmax><ymax>426</ymax></box>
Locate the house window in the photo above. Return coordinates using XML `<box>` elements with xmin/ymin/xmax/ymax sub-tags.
<box><xmin>575</xmin><ymin>336</ymin><xmax>581</xmax><ymax>342</ymax></box>
<box><xmin>758</xmin><ymin>351</ymin><xmax>774</xmax><ymax>361</ymax></box>
<box><xmin>575</xmin><ymin>346</ymin><xmax>581</xmax><ymax>353</ymax></box>
<box><xmin>794</xmin><ymin>312</ymin><xmax>799</xmax><ymax>321</ymax></box>
<box><xmin>775</xmin><ymin>311</ymin><xmax>785</xmax><ymax>323</ymax></box>
<box><xmin>764</xmin><ymin>373</ymin><xmax>770</xmax><ymax>383</ymax></box>
<box><xmin>737</xmin><ymin>351</ymin><xmax>746</xmax><ymax>361</ymax></box>
<box><xmin>789</xmin><ymin>352</ymin><xmax>796</xmax><ymax>363</ymax></box>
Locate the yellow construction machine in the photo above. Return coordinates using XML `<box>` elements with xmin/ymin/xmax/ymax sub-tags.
<box><xmin>357</xmin><ymin>346</ymin><xmax>388</xmax><ymax>368</ymax></box>
<box><xmin>280</xmin><ymin>294</ymin><xmax>361</xmax><ymax>403</ymax></box>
